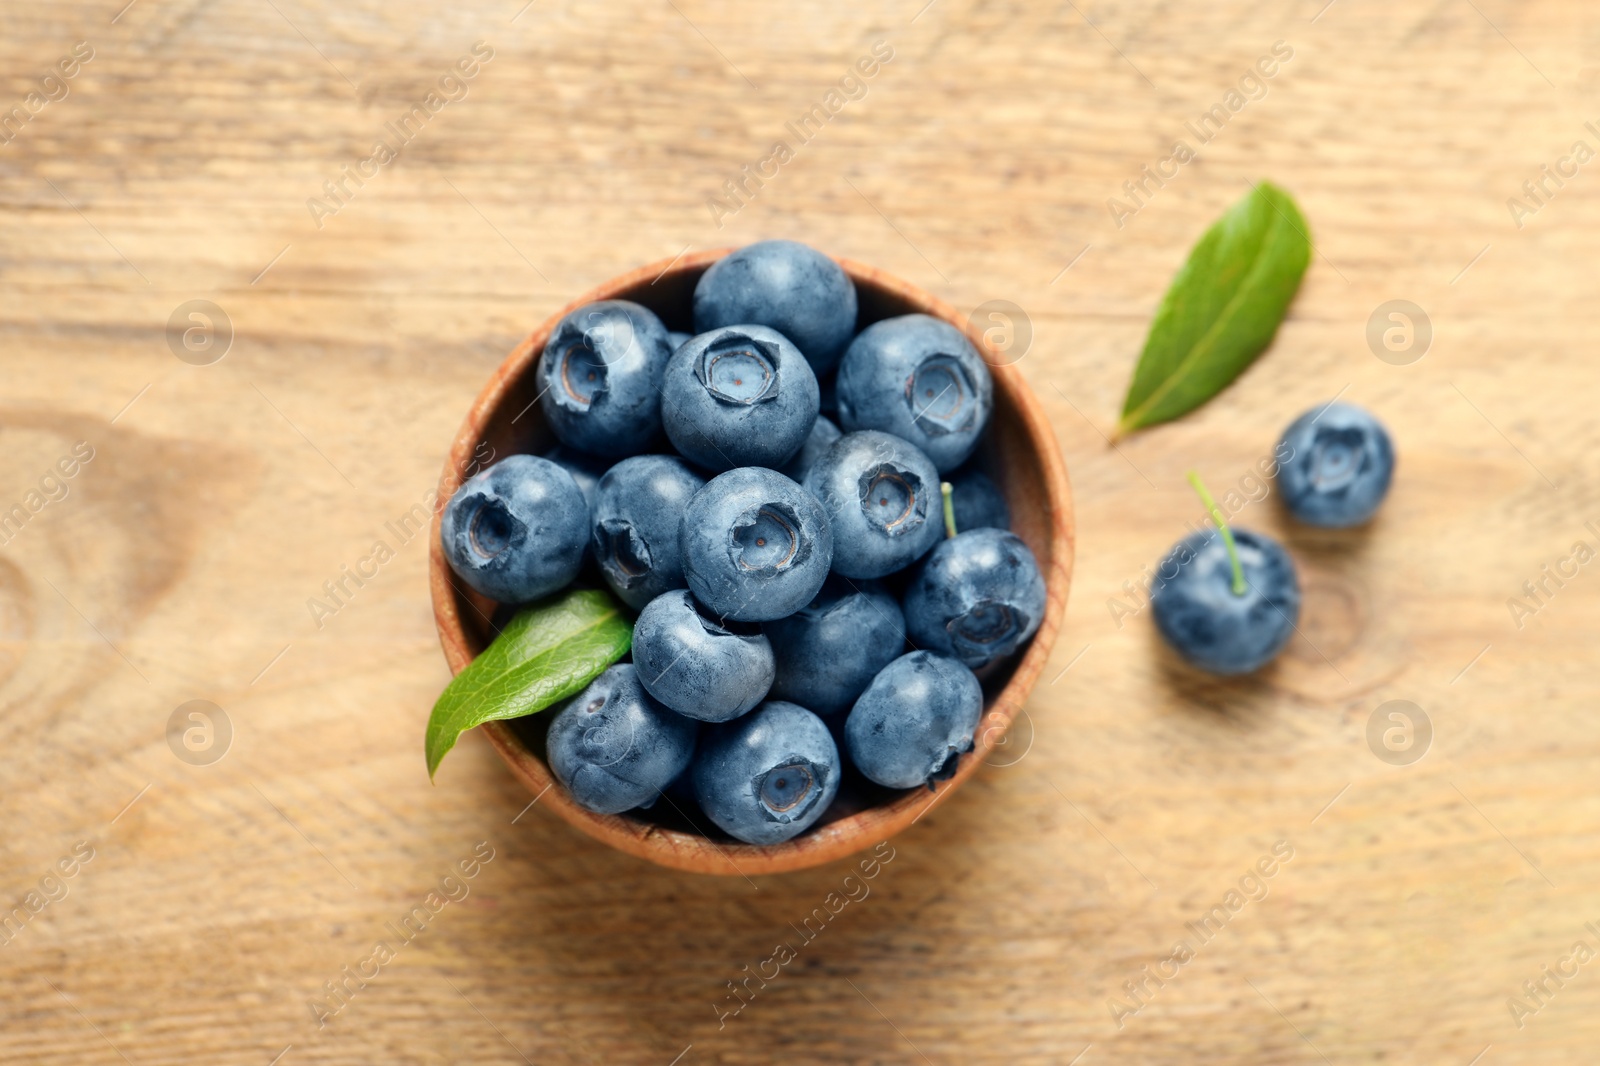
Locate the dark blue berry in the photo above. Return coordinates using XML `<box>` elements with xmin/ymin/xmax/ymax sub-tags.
<box><xmin>904</xmin><ymin>529</ymin><xmax>1045</xmax><ymax>669</ymax></box>
<box><xmin>440</xmin><ymin>455</ymin><xmax>587</xmax><ymax>603</ymax></box>
<box><xmin>1277</xmin><ymin>402</ymin><xmax>1395</xmax><ymax>528</ymax></box>
<box><xmin>844</xmin><ymin>652</ymin><xmax>982</xmax><ymax>789</ymax></box>
<box><xmin>765</xmin><ymin>576</ymin><xmax>905</xmax><ymax>716</ymax></box>
<box><xmin>590</xmin><ymin>456</ymin><xmax>706</xmax><ymax>610</ymax></box>
<box><xmin>692</xmin><ymin>701</ymin><xmax>840</xmax><ymax>844</ymax></box>
<box><xmin>634</xmin><ymin>590</ymin><xmax>774</xmax><ymax>722</ymax></box>
<box><xmin>537</xmin><ymin>300</ymin><xmax>673</xmax><ymax>458</ymax></box>
<box><xmin>547</xmin><ymin>664</ymin><xmax>698</xmax><ymax>815</ymax></box>
<box><xmin>803</xmin><ymin>431</ymin><xmax>943</xmax><ymax>579</ymax></box>
<box><xmin>661</xmin><ymin>325</ymin><xmax>819</xmax><ymax>472</ymax></box>
<box><xmin>1150</xmin><ymin>528</ymin><xmax>1301</xmax><ymax>675</ymax></box>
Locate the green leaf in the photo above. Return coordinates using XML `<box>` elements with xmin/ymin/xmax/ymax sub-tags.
<box><xmin>426</xmin><ymin>588</ymin><xmax>632</xmax><ymax>779</ymax></box>
<box><xmin>1117</xmin><ymin>181</ymin><xmax>1312</xmax><ymax>436</ymax></box>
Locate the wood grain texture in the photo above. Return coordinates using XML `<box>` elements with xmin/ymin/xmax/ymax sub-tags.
<box><xmin>3</xmin><ymin>0</ymin><xmax>1600</xmax><ymax>1063</ymax></box>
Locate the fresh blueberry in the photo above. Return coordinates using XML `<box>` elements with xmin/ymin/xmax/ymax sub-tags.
<box><xmin>778</xmin><ymin>414</ymin><xmax>841</xmax><ymax>484</ymax></box>
<box><xmin>667</xmin><ymin>330</ymin><xmax>692</xmax><ymax>352</ymax></box>
<box><xmin>693</xmin><ymin>240</ymin><xmax>858</xmax><ymax>376</ymax></box>
<box><xmin>904</xmin><ymin>529</ymin><xmax>1046</xmax><ymax>669</ymax></box>
<box><xmin>836</xmin><ymin>314</ymin><xmax>994</xmax><ymax>473</ymax></box>
<box><xmin>633</xmin><ymin>590</ymin><xmax>775</xmax><ymax>722</ymax></box>
<box><xmin>803</xmin><ymin>430</ymin><xmax>943</xmax><ymax>579</ymax></box>
<box><xmin>590</xmin><ymin>455</ymin><xmax>706</xmax><ymax>610</ymax></box>
<box><xmin>1150</xmin><ymin>528</ymin><xmax>1301</xmax><ymax>676</ymax></box>
<box><xmin>692</xmin><ymin>701</ymin><xmax>840</xmax><ymax>844</ymax></box>
<box><xmin>440</xmin><ymin>455</ymin><xmax>587</xmax><ymax>603</ymax></box>
<box><xmin>765</xmin><ymin>576</ymin><xmax>905</xmax><ymax>716</ymax></box>
<box><xmin>537</xmin><ymin>300</ymin><xmax>673</xmax><ymax>459</ymax></box>
<box><xmin>844</xmin><ymin>652</ymin><xmax>982</xmax><ymax>789</ymax></box>
<box><xmin>680</xmin><ymin>467</ymin><xmax>833</xmax><ymax>622</ymax></box>
<box><xmin>947</xmin><ymin>466</ymin><xmax>1010</xmax><ymax>532</ymax></box>
<box><xmin>1276</xmin><ymin>402</ymin><xmax>1396</xmax><ymax>528</ymax></box>
<box><xmin>547</xmin><ymin>664</ymin><xmax>698</xmax><ymax>815</ymax></box>
<box><xmin>661</xmin><ymin>325</ymin><xmax>819</xmax><ymax>472</ymax></box>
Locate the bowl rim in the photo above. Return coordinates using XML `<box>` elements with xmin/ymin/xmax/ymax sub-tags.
<box><xmin>428</xmin><ymin>248</ymin><xmax>1075</xmax><ymax>875</ymax></box>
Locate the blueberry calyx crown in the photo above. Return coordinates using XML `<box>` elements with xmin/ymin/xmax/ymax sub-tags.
<box><xmin>696</xmin><ymin>332</ymin><xmax>780</xmax><ymax>406</ymax></box>
<box><xmin>857</xmin><ymin>462</ymin><xmax>927</xmax><ymax>537</ymax></box>
<box><xmin>904</xmin><ymin>354</ymin><xmax>975</xmax><ymax>436</ymax></box>
<box><xmin>947</xmin><ymin>598</ymin><xmax>1025</xmax><ymax>652</ymax></box>
<box><xmin>731</xmin><ymin>503</ymin><xmax>805</xmax><ymax>572</ymax></box>
<box><xmin>754</xmin><ymin>756</ymin><xmax>826</xmax><ymax>821</ymax></box>
<box><xmin>594</xmin><ymin>518</ymin><xmax>652</xmax><ymax>585</ymax></box>
<box><xmin>466</xmin><ymin>495</ymin><xmax>522</xmax><ymax>560</ymax></box>
<box><xmin>1307</xmin><ymin>425</ymin><xmax>1367</xmax><ymax>490</ymax></box>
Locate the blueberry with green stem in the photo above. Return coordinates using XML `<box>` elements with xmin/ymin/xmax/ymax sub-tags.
<box><xmin>1150</xmin><ymin>472</ymin><xmax>1301</xmax><ymax>676</ymax></box>
<box><xmin>902</xmin><ymin>488</ymin><xmax>1045</xmax><ymax>669</ymax></box>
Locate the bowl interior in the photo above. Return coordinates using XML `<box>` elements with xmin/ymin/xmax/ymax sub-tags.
<box><xmin>429</xmin><ymin>250</ymin><xmax>1073</xmax><ymax>875</ymax></box>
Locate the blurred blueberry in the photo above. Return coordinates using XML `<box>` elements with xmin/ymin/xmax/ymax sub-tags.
<box><xmin>779</xmin><ymin>415</ymin><xmax>841</xmax><ymax>484</ymax></box>
<box><xmin>845</xmin><ymin>651</ymin><xmax>982</xmax><ymax>789</ymax></box>
<box><xmin>804</xmin><ymin>430</ymin><xmax>942</xmax><ymax>578</ymax></box>
<box><xmin>947</xmin><ymin>466</ymin><xmax>1010</xmax><ymax>532</ymax></box>
<box><xmin>667</xmin><ymin>330</ymin><xmax>692</xmax><ymax>352</ymax></box>
<box><xmin>634</xmin><ymin>590</ymin><xmax>774</xmax><ymax>722</ymax></box>
<box><xmin>591</xmin><ymin>455</ymin><xmax>705</xmax><ymax>610</ymax></box>
<box><xmin>547</xmin><ymin>664</ymin><xmax>698</xmax><ymax>815</ymax></box>
<box><xmin>693</xmin><ymin>240</ymin><xmax>858</xmax><ymax>376</ymax></box>
<box><xmin>904</xmin><ymin>528</ymin><xmax>1045</xmax><ymax>669</ymax></box>
<box><xmin>537</xmin><ymin>300</ymin><xmax>673</xmax><ymax>458</ymax></box>
<box><xmin>692</xmin><ymin>700</ymin><xmax>840</xmax><ymax>844</ymax></box>
<box><xmin>661</xmin><ymin>325</ymin><xmax>819</xmax><ymax>472</ymax></box>
<box><xmin>1277</xmin><ymin>402</ymin><xmax>1396</xmax><ymax>527</ymax></box>
<box><xmin>765</xmin><ymin>576</ymin><xmax>905</xmax><ymax>716</ymax></box>
<box><xmin>440</xmin><ymin>455</ymin><xmax>587</xmax><ymax>603</ymax></box>
<box><xmin>836</xmin><ymin>314</ymin><xmax>993</xmax><ymax>472</ymax></box>
<box><xmin>1151</xmin><ymin>528</ymin><xmax>1300</xmax><ymax>675</ymax></box>
<box><xmin>680</xmin><ymin>467</ymin><xmax>833</xmax><ymax>622</ymax></box>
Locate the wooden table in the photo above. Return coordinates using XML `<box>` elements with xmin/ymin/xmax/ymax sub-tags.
<box><xmin>3</xmin><ymin>1</ymin><xmax>1597</xmax><ymax>1062</ymax></box>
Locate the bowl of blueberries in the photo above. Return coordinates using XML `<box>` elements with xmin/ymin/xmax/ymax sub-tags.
<box><xmin>429</xmin><ymin>240</ymin><xmax>1073</xmax><ymax>874</ymax></box>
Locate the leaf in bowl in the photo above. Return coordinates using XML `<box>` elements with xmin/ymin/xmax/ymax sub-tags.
<box><xmin>426</xmin><ymin>588</ymin><xmax>632</xmax><ymax>779</ymax></box>
<box><xmin>1117</xmin><ymin>181</ymin><xmax>1312</xmax><ymax>436</ymax></box>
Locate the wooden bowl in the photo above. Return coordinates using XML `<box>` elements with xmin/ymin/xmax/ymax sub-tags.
<box><xmin>429</xmin><ymin>249</ymin><xmax>1074</xmax><ymax>875</ymax></box>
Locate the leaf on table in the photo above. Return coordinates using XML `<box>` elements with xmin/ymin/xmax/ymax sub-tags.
<box><xmin>1117</xmin><ymin>181</ymin><xmax>1312</xmax><ymax>436</ymax></box>
<box><xmin>426</xmin><ymin>587</ymin><xmax>633</xmax><ymax>779</ymax></box>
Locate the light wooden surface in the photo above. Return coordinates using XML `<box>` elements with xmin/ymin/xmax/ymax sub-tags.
<box><xmin>3</xmin><ymin>1</ymin><xmax>1598</xmax><ymax>1063</ymax></box>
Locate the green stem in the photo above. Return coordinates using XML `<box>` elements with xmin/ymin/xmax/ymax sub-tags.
<box><xmin>1187</xmin><ymin>471</ymin><xmax>1246</xmax><ymax>596</ymax></box>
<box><xmin>941</xmin><ymin>481</ymin><xmax>958</xmax><ymax>539</ymax></box>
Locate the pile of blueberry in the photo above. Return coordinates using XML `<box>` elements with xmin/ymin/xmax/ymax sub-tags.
<box><xmin>1151</xmin><ymin>402</ymin><xmax>1396</xmax><ymax>675</ymax></box>
<box><xmin>441</xmin><ymin>240</ymin><xmax>1046</xmax><ymax>846</ymax></box>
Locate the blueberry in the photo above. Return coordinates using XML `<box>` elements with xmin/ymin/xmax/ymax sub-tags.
<box><xmin>680</xmin><ymin>467</ymin><xmax>833</xmax><ymax>622</ymax></box>
<box><xmin>667</xmin><ymin>330</ymin><xmax>692</xmax><ymax>352</ymax></box>
<box><xmin>947</xmin><ymin>466</ymin><xmax>1010</xmax><ymax>532</ymax></box>
<box><xmin>904</xmin><ymin>529</ymin><xmax>1046</xmax><ymax>669</ymax></box>
<box><xmin>1276</xmin><ymin>402</ymin><xmax>1396</xmax><ymax>528</ymax></box>
<box><xmin>836</xmin><ymin>314</ymin><xmax>994</xmax><ymax>473</ymax></box>
<box><xmin>778</xmin><ymin>414</ymin><xmax>841</xmax><ymax>484</ymax></box>
<box><xmin>693</xmin><ymin>240</ymin><xmax>858</xmax><ymax>376</ymax></box>
<box><xmin>440</xmin><ymin>455</ymin><xmax>587</xmax><ymax>603</ymax></box>
<box><xmin>845</xmin><ymin>652</ymin><xmax>982</xmax><ymax>789</ymax></box>
<box><xmin>547</xmin><ymin>664</ymin><xmax>698</xmax><ymax>815</ymax></box>
<box><xmin>590</xmin><ymin>455</ymin><xmax>706</xmax><ymax>610</ymax></box>
<box><xmin>661</xmin><ymin>325</ymin><xmax>819</xmax><ymax>472</ymax></box>
<box><xmin>537</xmin><ymin>300</ymin><xmax>673</xmax><ymax>458</ymax></box>
<box><xmin>633</xmin><ymin>590</ymin><xmax>775</xmax><ymax>722</ymax></box>
<box><xmin>765</xmin><ymin>576</ymin><xmax>905</xmax><ymax>716</ymax></box>
<box><xmin>692</xmin><ymin>701</ymin><xmax>840</xmax><ymax>844</ymax></box>
<box><xmin>803</xmin><ymin>430</ymin><xmax>943</xmax><ymax>579</ymax></box>
<box><xmin>1150</xmin><ymin>528</ymin><xmax>1300</xmax><ymax>675</ymax></box>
